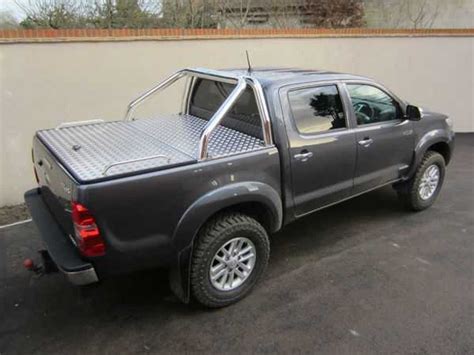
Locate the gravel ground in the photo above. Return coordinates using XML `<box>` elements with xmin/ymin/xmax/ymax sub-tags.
<box><xmin>0</xmin><ymin>134</ymin><xmax>472</xmax><ymax>354</ymax></box>
<box><xmin>0</xmin><ymin>204</ymin><xmax>30</xmax><ymax>226</ymax></box>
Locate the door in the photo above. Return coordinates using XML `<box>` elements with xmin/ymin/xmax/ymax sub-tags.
<box><xmin>283</xmin><ymin>84</ymin><xmax>357</xmax><ymax>216</ymax></box>
<box><xmin>344</xmin><ymin>83</ymin><xmax>415</xmax><ymax>193</ymax></box>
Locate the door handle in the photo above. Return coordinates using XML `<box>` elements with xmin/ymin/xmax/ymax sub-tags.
<box><xmin>358</xmin><ymin>138</ymin><xmax>373</xmax><ymax>147</ymax></box>
<box><xmin>294</xmin><ymin>151</ymin><xmax>313</xmax><ymax>161</ymax></box>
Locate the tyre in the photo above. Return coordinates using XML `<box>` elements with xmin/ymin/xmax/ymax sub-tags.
<box><xmin>190</xmin><ymin>213</ymin><xmax>270</xmax><ymax>308</ymax></box>
<box><xmin>397</xmin><ymin>151</ymin><xmax>446</xmax><ymax>211</ymax></box>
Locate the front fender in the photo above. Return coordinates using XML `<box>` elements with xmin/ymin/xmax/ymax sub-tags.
<box><xmin>406</xmin><ymin>128</ymin><xmax>454</xmax><ymax>179</ymax></box>
<box><xmin>169</xmin><ymin>181</ymin><xmax>282</xmax><ymax>302</ymax></box>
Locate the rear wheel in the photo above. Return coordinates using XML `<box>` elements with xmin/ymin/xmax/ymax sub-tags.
<box><xmin>397</xmin><ymin>151</ymin><xmax>446</xmax><ymax>211</ymax></box>
<box><xmin>191</xmin><ymin>213</ymin><xmax>270</xmax><ymax>308</ymax></box>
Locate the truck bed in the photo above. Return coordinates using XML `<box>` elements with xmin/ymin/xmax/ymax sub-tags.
<box><xmin>37</xmin><ymin>114</ymin><xmax>265</xmax><ymax>183</ymax></box>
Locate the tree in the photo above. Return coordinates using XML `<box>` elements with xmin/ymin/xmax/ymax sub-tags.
<box><xmin>211</xmin><ymin>0</ymin><xmax>366</xmax><ymax>29</ymax></box>
<box><xmin>16</xmin><ymin>0</ymin><xmax>162</xmax><ymax>29</ymax></box>
<box><xmin>303</xmin><ymin>0</ymin><xmax>365</xmax><ymax>28</ymax></box>
<box><xmin>17</xmin><ymin>0</ymin><xmax>87</xmax><ymax>29</ymax></box>
<box><xmin>160</xmin><ymin>0</ymin><xmax>218</xmax><ymax>28</ymax></box>
<box><xmin>404</xmin><ymin>0</ymin><xmax>441</xmax><ymax>29</ymax></box>
<box><xmin>216</xmin><ymin>0</ymin><xmax>253</xmax><ymax>29</ymax></box>
<box><xmin>87</xmin><ymin>0</ymin><xmax>162</xmax><ymax>29</ymax></box>
<box><xmin>264</xmin><ymin>0</ymin><xmax>303</xmax><ymax>29</ymax></box>
<box><xmin>14</xmin><ymin>0</ymin><xmax>368</xmax><ymax>29</ymax></box>
<box><xmin>364</xmin><ymin>0</ymin><xmax>443</xmax><ymax>29</ymax></box>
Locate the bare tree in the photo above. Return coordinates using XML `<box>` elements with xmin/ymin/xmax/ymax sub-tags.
<box><xmin>216</xmin><ymin>0</ymin><xmax>365</xmax><ymax>29</ymax></box>
<box><xmin>302</xmin><ymin>0</ymin><xmax>365</xmax><ymax>28</ymax></box>
<box><xmin>16</xmin><ymin>0</ymin><xmax>163</xmax><ymax>29</ymax></box>
<box><xmin>14</xmin><ymin>0</ymin><xmax>370</xmax><ymax>30</ymax></box>
<box><xmin>364</xmin><ymin>0</ymin><xmax>443</xmax><ymax>29</ymax></box>
<box><xmin>87</xmin><ymin>0</ymin><xmax>162</xmax><ymax>29</ymax></box>
<box><xmin>404</xmin><ymin>0</ymin><xmax>441</xmax><ymax>29</ymax></box>
<box><xmin>16</xmin><ymin>0</ymin><xmax>88</xmax><ymax>28</ymax></box>
<box><xmin>160</xmin><ymin>0</ymin><xmax>218</xmax><ymax>28</ymax></box>
<box><xmin>217</xmin><ymin>0</ymin><xmax>254</xmax><ymax>29</ymax></box>
<box><xmin>264</xmin><ymin>0</ymin><xmax>302</xmax><ymax>29</ymax></box>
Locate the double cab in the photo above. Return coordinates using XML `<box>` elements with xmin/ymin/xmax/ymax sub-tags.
<box><xmin>25</xmin><ymin>68</ymin><xmax>454</xmax><ymax>307</ymax></box>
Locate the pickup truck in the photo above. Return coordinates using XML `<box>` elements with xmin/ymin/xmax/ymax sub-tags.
<box><xmin>25</xmin><ymin>67</ymin><xmax>454</xmax><ymax>308</ymax></box>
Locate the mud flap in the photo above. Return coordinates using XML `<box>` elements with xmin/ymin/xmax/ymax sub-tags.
<box><xmin>168</xmin><ymin>245</ymin><xmax>193</xmax><ymax>303</ymax></box>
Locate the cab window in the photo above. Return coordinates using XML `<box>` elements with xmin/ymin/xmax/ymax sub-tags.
<box><xmin>288</xmin><ymin>85</ymin><xmax>346</xmax><ymax>135</ymax></box>
<box><xmin>346</xmin><ymin>84</ymin><xmax>401</xmax><ymax>125</ymax></box>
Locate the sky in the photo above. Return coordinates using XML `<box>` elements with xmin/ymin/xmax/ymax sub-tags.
<box><xmin>0</xmin><ymin>0</ymin><xmax>24</xmax><ymax>19</ymax></box>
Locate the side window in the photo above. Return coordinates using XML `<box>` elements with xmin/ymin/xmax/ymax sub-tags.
<box><xmin>346</xmin><ymin>84</ymin><xmax>401</xmax><ymax>125</ymax></box>
<box><xmin>288</xmin><ymin>85</ymin><xmax>346</xmax><ymax>135</ymax></box>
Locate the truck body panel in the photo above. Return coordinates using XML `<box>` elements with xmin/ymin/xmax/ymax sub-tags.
<box><xmin>76</xmin><ymin>147</ymin><xmax>281</xmax><ymax>276</ymax></box>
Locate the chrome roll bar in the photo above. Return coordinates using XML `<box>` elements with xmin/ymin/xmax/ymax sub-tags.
<box><xmin>124</xmin><ymin>68</ymin><xmax>273</xmax><ymax>160</ymax></box>
<box><xmin>246</xmin><ymin>76</ymin><xmax>273</xmax><ymax>146</ymax></box>
<box><xmin>124</xmin><ymin>71</ymin><xmax>186</xmax><ymax>121</ymax></box>
<box><xmin>198</xmin><ymin>78</ymin><xmax>247</xmax><ymax>160</ymax></box>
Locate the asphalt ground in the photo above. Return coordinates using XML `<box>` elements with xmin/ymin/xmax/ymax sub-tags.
<box><xmin>1</xmin><ymin>134</ymin><xmax>472</xmax><ymax>354</ymax></box>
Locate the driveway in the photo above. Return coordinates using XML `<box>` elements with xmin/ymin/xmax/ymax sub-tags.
<box><xmin>1</xmin><ymin>134</ymin><xmax>473</xmax><ymax>354</ymax></box>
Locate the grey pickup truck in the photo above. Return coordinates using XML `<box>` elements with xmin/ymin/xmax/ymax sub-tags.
<box><xmin>25</xmin><ymin>67</ymin><xmax>454</xmax><ymax>307</ymax></box>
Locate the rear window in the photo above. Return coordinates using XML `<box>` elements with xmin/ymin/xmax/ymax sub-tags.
<box><xmin>189</xmin><ymin>79</ymin><xmax>263</xmax><ymax>139</ymax></box>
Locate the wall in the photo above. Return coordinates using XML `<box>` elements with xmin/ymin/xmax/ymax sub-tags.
<box><xmin>0</xmin><ymin>30</ymin><xmax>473</xmax><ymax>206</ymax></box>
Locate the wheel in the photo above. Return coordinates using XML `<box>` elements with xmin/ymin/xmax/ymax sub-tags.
<box><xmin>397</xmin><ymin>151</ymin><xmax>446</xmax><ymax>211</ymax></box>
<box><xmin>190</xmin><ymin>213</ymin><xmax>270</xmax><ymax>308</ymax></box>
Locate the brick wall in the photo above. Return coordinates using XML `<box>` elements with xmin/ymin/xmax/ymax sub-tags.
<box><xmin>1</xmin><ymin>28</ymin><xmax>473</xmax><ymax>43</ymax></box>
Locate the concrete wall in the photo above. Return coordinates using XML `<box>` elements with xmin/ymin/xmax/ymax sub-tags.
<box><xmin>1</xmin><ymin>36</ymin><xmax>473</xmax><ymax>206</ymax></box>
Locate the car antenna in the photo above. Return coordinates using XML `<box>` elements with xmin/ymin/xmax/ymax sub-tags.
<box><xmin>246</xmin><ymin>50</ymin><xmax>252</xmax><ymax>75</ymax></box>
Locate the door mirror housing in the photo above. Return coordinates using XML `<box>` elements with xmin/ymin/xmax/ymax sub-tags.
<box><xmin>406</xmin><ymin>105</ymin><xmax>422</xmax><ymax>121</ymax></box>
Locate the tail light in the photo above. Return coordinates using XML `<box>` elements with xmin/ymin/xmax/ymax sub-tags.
<box><xmin>71</xmin><ymin>202</ymin><xmax>105</xmax><ymax>257</ymax></box>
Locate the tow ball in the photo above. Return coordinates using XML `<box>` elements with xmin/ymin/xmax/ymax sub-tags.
<box><xmin>23</xmin><ymin>250</ymin><xmax>59</xmax><ymax>275</ymax></box>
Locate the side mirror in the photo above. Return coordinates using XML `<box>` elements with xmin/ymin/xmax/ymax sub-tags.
<box><xmin>406</xmin><ymin>105</ymin><xmax>422</xmax><ymax>121</ymax></box>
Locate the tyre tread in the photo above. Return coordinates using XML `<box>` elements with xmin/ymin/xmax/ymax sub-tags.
<box><xmin>191</xmin><ymin>212</ymin><xmax>269</xmax><ymax>308</ymax></box>
<box><xmin>398</xmin><ymin>150</ymin><xmax>445</xmax><ymax>211</ymax></box>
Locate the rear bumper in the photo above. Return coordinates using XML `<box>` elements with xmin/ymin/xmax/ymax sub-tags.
<box><xmin>24</xmin><ymin>188</ymin><xmax>98</xmax><ymax>286</ymax></box>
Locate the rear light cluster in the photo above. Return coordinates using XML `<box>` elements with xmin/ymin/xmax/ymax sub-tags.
<box><xmin>71</xmin><ymin>202</ymin><xmax>106</xmax><ymax>257</ymax></box>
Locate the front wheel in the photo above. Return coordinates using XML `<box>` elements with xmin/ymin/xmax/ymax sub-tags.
<box><xmin>397</xmin><ymin>151</ymin><xmax>446</xmax><ymax>211</ymax></box>
<box><xmin>190</xmin><ymin>213</ymin><xmax>270</xmax><ymax>308</ymax></box>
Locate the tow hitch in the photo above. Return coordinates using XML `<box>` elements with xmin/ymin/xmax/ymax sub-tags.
<box><xmin>23</xmin><ymin>250</ymin><xmax>59</xmax><ymax>275</ymax></box>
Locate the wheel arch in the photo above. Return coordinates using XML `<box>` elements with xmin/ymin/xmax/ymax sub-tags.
<box><xmin>405</xmin><ymin>129</ymin><xmax>454</xmax><ymax>180</ymax></box>
<box><xmin>168</xmin><ymin>182</ymin><xmax>282</xmax><ymax>303</ymax></box>
<box><xmin>426</xmin><ymin>141</ymin><xmax>452</xmax><ymax>165</ymax></box>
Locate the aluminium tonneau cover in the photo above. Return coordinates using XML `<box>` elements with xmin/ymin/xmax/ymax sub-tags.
<box><xmin>37</xmin><ymin>114</ymin><xmax>265</xmax><ymax>183</ymax></box>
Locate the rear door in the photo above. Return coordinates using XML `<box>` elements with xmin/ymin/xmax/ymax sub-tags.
<box><xmin>343</xmin><ymin>83</ymin><xmax>415</xmax><ymax>193</ymax></box>
<box><xmin>281</xmin><ymin>83</ymin><xmax>357</xmax><ymax>217</ymax></box>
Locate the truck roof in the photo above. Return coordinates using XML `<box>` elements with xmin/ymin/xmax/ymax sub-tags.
<box><xmin>218</xmin><ymin>67</ymin><xmax>373</xmax><ymax>88</ymax></box>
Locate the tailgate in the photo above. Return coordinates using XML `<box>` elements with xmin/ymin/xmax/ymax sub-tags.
<box><xmin>33</xmin><ymin>136</ymin><xmax>76</xmax><ymax>237</ymax></box>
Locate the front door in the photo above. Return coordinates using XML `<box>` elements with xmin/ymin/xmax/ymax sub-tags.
<box><xmin>283</xmin><ymin>83</ymin><xmax>357</xmax><ymax>217</ymax></box>
<box><xmin>344</xmin><ymin>83</ymin><xmax>415</xmax><ymax>193</ymax></box>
